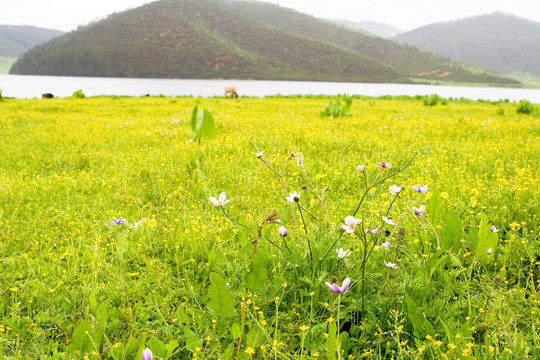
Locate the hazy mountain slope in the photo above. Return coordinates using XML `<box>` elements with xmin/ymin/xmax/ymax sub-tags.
<box><xmin>329</xmin><ymin>19</ymin><xmax>403</xmax><ymax>38</ymax></box>
<box><xmin>0</xmin><ymin>25</ymin><xmax>63</xmax><ymax>56</ymax></box>
<box><xmin>10</xmin><ymin>0</ymin><xmax>403</xmax><ymax>82</ymax></box>
<box><xmin>393</xmin><ymin>13</ymin><xmax>540</xmax><ymax>76</ymax></box>
<box><xmin>227</xmin><ymin>1</ymin><xmax>519</xmax><ymax>85</ymax></box>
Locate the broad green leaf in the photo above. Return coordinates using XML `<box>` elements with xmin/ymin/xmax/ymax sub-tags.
<box><xmin>246</xmin><ymin>326</ymin><xmax>265</xmax><ymax>348</ymax></box>
<box><xmin>208</xmin><ymin>272</ymin><xmax>236</xmax><ymax>319</ymax></box>
<box><xmin>166</xmin><ymin>340</ymin><xmax>179</xmax><ymax>356</ymax></box>
<box><xmin>428</xmin><ymin>190</ymin><xmax>441</xmax><ymax>225</ymax></box>
<box><xmin>325</xmin><ymin>321</ymin><xmax>337</xmax><ymax>359</ymax></box>
<box><xmin>67</xmin><ymin>320</ymin><xmax>92</xmax><ymax>354</ymax></box>
<box><xmin>441</xmin><ymin>212</ymin><xmax>463</xmax><ymax>252</ymax></box>
<box><xmin>199</xmin><ymin>109</ymin><xmax>216</xmax><ymax>139</ymax></box>
<box><xmin>185</xmin><ymin>328</ymin><xmax>203</xmax><ymax>352</ymax></box>
<box><xmin>476</xmin><ymin>213</ymin><xmax>498</xmax><ymax>262</ymax></box>
<box><xmin>177</xmin><ymin>307</ymin><xmax>190</xmax><ymax>325</ymax></box>
<box><xmin>406</xmin><ymin>296</ymin><xmax>434</xmax><ymax>339</ymax></box>
<box><xmin>88</xmin><ymin>293</ymin><xmax>98</xmax><ymax>309</ymax></box>
<box><xmin>230</xmin><ymin>323</ymin><xmax>241</xmax><ymax>339</ymax></box>
<box><xmin>148</xmin><ymin>337</ymin><xmax>168</xmax><ymax>358</ymax></box>
<box><xmin>246</xmin><ymin>252</ymin><xmax>267</xmax><ymax>291</ymax></box>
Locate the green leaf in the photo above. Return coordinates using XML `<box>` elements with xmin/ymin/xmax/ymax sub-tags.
<box><xmin>199</xmin><ymin>109</ymin><xmax>216</xmax><ymax>139</ymax></box>
<box><xmin>406</xmin><ymin>296</ymin><xmax>434</xmax><ymax>339</ymax></box>
<box><xmin>428</xmin><ymin>190</ymin><xmax>441</xmax><ymax>225</ymax></box>
<box><xmin>67</xmin><ymin>320</ymin><xmax>92</xmax><ymax>354</ymax></box>
<box><xmin>230</xmin><ymin>323</ymin><xmax>241</xmax><ymax>339</ymax></box>
<box><xmin>476</xmin><ymin>213</ymin><xmax>498</xmax><ymax>262</ymax></box>
<box><xmin>325</xmin><ymin>321</ymin><xmax>337</xmax><ymax>359</ymax></box>
<box><xmin>177</xmin><ymin>307</ymin><xmax>190</xmax><ymax>325</ymax></box>
<box><xmin>190</xmin><ymin>104</ymin><xmax>199</xmax><ymax>131</ymax></box>
<box><xmin>166</xmin><ymin>340</ymin><xmax>179</xmax><ymax>356</ymax></box>
<box><xmin>246</xmin><ymin>326</ymin><xmax>265</xmax><ymax>348</ymax></box>
<box><xmin>88</xmin><ymin>293</ymin><xmax>98</xmax><ymax>309</ymax></box>
<box><xmin>441</xmin><ymin>212</ymin><xmax>463</xmax><ymax>252</ymax></box>
<box><xmin>148</xmin><ymin>337</ymin><xmax>168</xmax><ymax>358</ymax></box>
<box><xmin>208</xmin><ymin>272</ymin><xmax>236</xmax><ymax>319</ymax></box>
<box><xmin>246</xmin><ymin>252</ymin><xmax>267</xmax><ymax>291</ymax></box>
<box><xmin>185</xmin><ymin>328</ymin><xmax>203</xmax><ymax>352</ymax></box>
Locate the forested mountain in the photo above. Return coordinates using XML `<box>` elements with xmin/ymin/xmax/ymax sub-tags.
<box><xmin>226</xmin><ymin>1</ymin><xmax>518</xmax><ymax>85</ymax></box>
<box><xmin>10</xmin><ymin>0</ymin><xmax>519</xmax><ymax>85</ymax></box>
<box><xmin>393</xmin><ymin>13</ymin><xmax>540</xmax><ymax>76</ymax></box>
<box><xmin>0</xmin><ymin>25</ymin><xmax>63</xmax><ymax>57</ymax></box>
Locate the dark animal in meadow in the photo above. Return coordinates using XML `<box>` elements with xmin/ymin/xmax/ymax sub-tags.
<box><xmin>42</xmin><ymin>93</ymin><xmax>54</xmax><ymax>99</ymax></box>
<box><xmin>224</xmin><ymin>86</ymin><xmax>238</xmax><ymax>98</ymax></box>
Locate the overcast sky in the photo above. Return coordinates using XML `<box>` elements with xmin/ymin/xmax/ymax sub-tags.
<box><xmin>2</xmin><ymin>0</ymin><xmax>540</xmax><ymax>32</ymax></box>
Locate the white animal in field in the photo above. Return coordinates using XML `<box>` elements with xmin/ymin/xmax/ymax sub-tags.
<box><xmin>224</xmin><ymin>85</ymin><xmax>238</xmax><ymax>98</ymax></box>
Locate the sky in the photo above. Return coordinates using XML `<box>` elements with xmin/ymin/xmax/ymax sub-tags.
<box><xmin>2</xmin><ymin>0</ymin><xmax>540</xmax><ymax>32</ymax></box>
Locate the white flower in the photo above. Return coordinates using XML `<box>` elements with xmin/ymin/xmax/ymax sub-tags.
<box><xmin>340</xmin><ymin>215</ymin><xmax>362</xmax><ymax>233</ymax></box>
<box><xmin>490</xmin><ymin>225</ymin><xmax>499</xmax><ymax>233</ymax></box>
<box><xmin>382</xmin><ymin>216</ymin><xmax>396</xmax><ymax>226</ymax></box>
<box><xmin>356</xmin><ymin>164</ymin><xmax>365</xmax><ymax>172</ymax></box>
<box><xmin>381</xmin><ymin>241</ymin><xmax>391</xmax><ymax>249</ymax></box>
<box><xmin>412</xmin><ymin>184</ymin><xmax>429</xmax><ymax>193</ymax></box>
<box><xmin>209</xmin><ymin>192</ymin><xmax>229</xmax><ymax>206</ymax></box>
<box><xmin>413</xmin><ymin>205</ymin><xmax>425</xmax><ymax>217</ymax></box>
<box><xmin>389</xmin><ymin>185</ymin><xmax>402</xmax><ymax>195</ymax></box>
<box><xmin>336</xmin><ymin>248</ymin><xmax>351</xmax><ymax>259</ymax></box>
<box><xmin>285</xmin><ymin>191</ymin><xmax>301</xmax><ymax>203</ymax></box>
<box><xmin>256</xmin><ymin>151</ymin><xmax>263</xmax><ymax>158</ymax></box>
<box><xmin>384</xmin><ymin>261</ymin><xmax>398</xmax><ymax>269</ymax></box>
<box><xmin>487</xmin><ymin>248</ymin><xmax>493</xmax><ymax>255</ymax></box>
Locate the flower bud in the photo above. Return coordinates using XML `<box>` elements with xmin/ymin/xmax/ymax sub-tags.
<box><xmin>301</xmin><ymin>185</ymin><xmax>307</xmax><ymax>189</ymax></box>
<box><xmin>487</xmin><ymin>248</ymin><xmax>493</xmax><ymax>255</ymax></box>
<box><xmin>278</xmin><ymin>226</ymin><xmax>288</xmax><ymax>237</ymax></box>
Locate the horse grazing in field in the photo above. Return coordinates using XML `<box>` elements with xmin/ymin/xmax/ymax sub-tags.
<box><xmin>224</xmin><ymin>86</ymin><xmax>238</xmax><ymax>98</ymax></box>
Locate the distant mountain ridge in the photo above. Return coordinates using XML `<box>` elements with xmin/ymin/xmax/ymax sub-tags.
<box><xmin>10</xmin><ymin>0</ymin><xmax>519</xmax><ymax>85</ymax></box>
<box><xmin>328</xmin><ymin>19</ymin><xmax>403</xmax><ymax>38</ymax></box>
<box><xmin>392</xmin><ymin>13</ymin><xmax>540</xmax><ymax>76</ymax></box>
<box><xmin>0</xmin><ymin>25</ymin><xmax>63</xmax><ymax>57</ymax></box>
<box><xmin>226</xmin><ymin>1</ymin><xmax>517</xmax><ymax>85</ymax></box>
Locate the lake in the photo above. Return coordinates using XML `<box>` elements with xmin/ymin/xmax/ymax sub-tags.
<box><xmin>1</xmin><ymin>74</ymin><xmax>540</xmax><ymax>103</ymax></box>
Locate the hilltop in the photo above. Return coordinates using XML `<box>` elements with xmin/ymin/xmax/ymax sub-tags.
<box><xmin>393</xmin><ymin>13</ymin><xmax>540</xmax><ymax>77</ymax></box>
<box><xmin>0</xmin><ymin>25</ymin><xmax>63</xmax><ymax>57</ymax></box>
<box><xmin>10</xmin><ymin>0</ymin><xmax>518</xmax><ymax>85</ymax></box>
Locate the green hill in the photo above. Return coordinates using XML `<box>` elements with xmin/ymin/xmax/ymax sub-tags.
<box><xmin>226</xmin><ymin>1</ymin><xmax>518</xmax><ymax>85</ymax></box>
<box><xmin>392</xmin><ymin>13</ymin><xmax>540</xmax><ymax>77</ymax></box>
<box><xmin>10</xmin><ymin>0</ymin><xmax>403</xmax><ymax>83</ymax></box>
<box><xmin>0</xmin><ymin>25</ymin><xmax>63</xmax><ymax>57</ymax></box>
<box><xmin>10</xmin><ymin>0</ymin><xmax>519</xmax><ymax>85</ymax></box>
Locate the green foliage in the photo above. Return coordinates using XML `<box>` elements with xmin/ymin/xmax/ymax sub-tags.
<box><xmin>189</xmin><ymin>106</ymin><xmax>216</xmax><ymax>143</ymax></box>
<box><xmin>72</xmin><ymin>89</ymin><xmax>86</xmax><ymax>98</ymax></box>
<box><xmin>208</xmin><ymin>272</ymin><xmax>236</xmax><ymax>319</ymax></box>
<box><xmin>320</xmin><ymin>97</ymin><xmax>352</xmax><ymax>117</ymax></box>
<box><xmin>423</xmin><ymin>94</ymin><xmax>441</xmax><ymax>106</ymax></box>
<box><xmin>0</xmin><ymin>89</ymin><xmax>2</xmax><ymax>100</ymax></box>
<box><xmin>516</xmin><ymin>99</ymin><xmax>540</xmax><ymax>116</ymax></box>
<box><xmin>0</xmin><ymin>25</ymin><xmax>63</xmax><ymax>57</ymax></box>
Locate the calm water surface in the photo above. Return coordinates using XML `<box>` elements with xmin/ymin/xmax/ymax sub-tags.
<box><xmin>1</xmin><ymin>74</ymin><xmax>540</xmax><ymax>103</ymax></box>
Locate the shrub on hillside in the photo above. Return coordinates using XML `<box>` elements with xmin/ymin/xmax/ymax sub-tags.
<box><xmin>516</xmin><ymin>99</ymin><xmax>539</xmax><ymax>116</ymax></box>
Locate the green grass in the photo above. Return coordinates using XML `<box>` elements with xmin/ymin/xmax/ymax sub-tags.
<box><xmin>0</xmin><ymin>96</ymin><xmax>538</xmax><ymax>359</ymax></box>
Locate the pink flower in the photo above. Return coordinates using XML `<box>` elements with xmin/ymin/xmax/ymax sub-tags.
<box><xmin>278</xmin><ymin>226</ymin><xmax>288</xmax><ymax>237</ymax></box>
<box><xmin>356</xmin><ymin>164</ymin><xmax>365</xmax><ymax>172</ymax></box>
<box><xmin>490</xmin><ymin>225</ymin><xmax>499</xmax><ymax>233</ymax></box>
<box><xmin>487</xmin><ymin>248</ymin><xmax>493</xmax><ymax>255</ymax></box>
<box><xmin>325</xmin><ymin>277</ymin><xmax>351</xmax><ymax>294</ymax></box>
<box><xmin>384</xmin><ymin>261</ymin><xmax>398</xmax><ymax>269</ymax></box>
<box><xmin>412</xmin><ymin>184</ymin><xmax>429</xmax><ymax>193</ymax></box>
<box><xmin>381</xmin><ymin>241</ymin><xmax>391</xmax><ymax>249</ymax></box>
<box><xmin>142</xmin><ymin>349</ymin><xmax>153</xmax><ymax>360</ymax></box>
<box><xmin>378</xmin><ymin>162</ymin><xmax>392</xmax><ymax>170</ymax></box>
<box><xmin>389</xmin><ymin>185</ymin><xmax>402</xmax><ymax>195</ymax></box>
<box><xmin>413</xmin><ymin>205</ymin><xmax>425</xmax><ymax>217</ymax></box>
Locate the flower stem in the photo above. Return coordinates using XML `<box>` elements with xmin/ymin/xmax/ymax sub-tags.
<box><xmin>220</xmin><ymin>206</ymin><xmax>248</xmax><ymax>228</ymax></box>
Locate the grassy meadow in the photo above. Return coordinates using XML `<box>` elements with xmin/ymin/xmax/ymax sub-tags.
<box><xmin>0</xmin><ymin>95</ymin><xmax>538</xmax><ymax>359</ymax></box>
